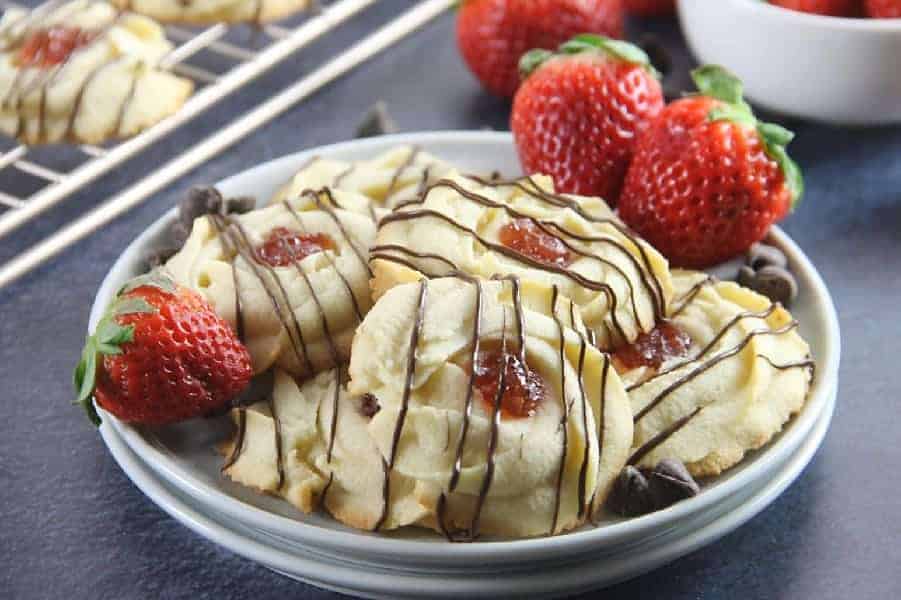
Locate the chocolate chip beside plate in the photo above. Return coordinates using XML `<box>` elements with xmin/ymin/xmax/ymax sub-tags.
<box><xmin>226</xmin><ymin>195</ymin><xmax>256</xmax><ymax>215</ymax></box>
<box><xmin>179</xmin><ymin>186</ymin><xmax>223</xmax><ymax>226</ymax></box>
<box><xmin>736</xmin><ymin>242</ymin><xmax>798</xmax><ymax>306</ymax></box>
<box><xmin>355</xmin><ymin>101</ymin><xmax>399</xmax><ymax>139</ymax></box>
<box><xmin>752</xmin><ymin>265</ymin><xmax>799</xmax><ymax>306</ymax></box>
<box><xmin>607</xmin><ymin>459</ymin><xmax>701</xmax><ymax>518</ymax></box>
<box><xmin>747</xmin><ymin>242</ymin><xmax>788</xmax><ymax>270</ymax></box>
<box><xmin>607</xmin><ymin>466</ymin><xmax>654</xmax><ymax>517</ymax></box>
<box><xmin>737</xmin><ymin>265</ymin><xmax>757</xmax><ymax>288</ymax></box>
<box><xmin>143</xmin><ymin>187</ymin><xmax>257</xmax><ymax>273</ymax></box>
<box><xmin>647</xmin><ymin>458</ymin><xmax>701</xmax><ymax>508</ymax></box>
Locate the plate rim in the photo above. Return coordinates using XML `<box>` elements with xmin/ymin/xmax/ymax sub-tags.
<box><xmin>90</xmin><ymin>130</ymin><xmax>842</xmax><ymax>564</ymax></box>
<box><xmin>98</xmin><ymin>383</ymin><xmax>836</xmax><ymax>598</ymax></box>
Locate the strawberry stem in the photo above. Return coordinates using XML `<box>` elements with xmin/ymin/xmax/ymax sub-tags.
<box><xmin>72</xmin><ymin>274</ymin><xmax>163</xmax><ymax>426</ymax></box>
<box><xmin>692</xmin><ymin>65</ymin><xmax>804</xmax><ymax>207</ymax></box>
<box><xmin>519</xmin><ymin>35</ymin><xmax>660</xmax><ymax>81</ymax></box>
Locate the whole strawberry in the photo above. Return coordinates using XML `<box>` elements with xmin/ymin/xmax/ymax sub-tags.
<box><xmin>74</xmin><ymin>271</ymin><xmax>253</xmax><ymax>426</ymax></box>
<box><xmin>625</xmin><ymin>0</ymin><xmax>676</xmax><ymax>17</ymax></box>
<box><xmin>456</xmin><ymin>0</ymin><xmax>624</xmax><ymax>99</ymax></box>
<box><xmin>864</xmin><ymin>0</ymin><xmax>901</xmax><ymax>16</ymax></box>
<box><xmin>511</xmin><ymin>35</ymin><xmax>665</xmax><ymax>204</ymax></box>
<box><xmin>769</xmin><ymin>0</ymin><xmax>862</xmax><ymax>16</ymax></box>
<box><xmin>618</xmin><ymin>65</ymin><xmax>803</xmax><ymax>269</ymax></box>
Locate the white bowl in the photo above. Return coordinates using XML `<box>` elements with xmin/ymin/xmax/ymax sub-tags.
<box><xmin>678</xmin><ymin>0</ymin><xmax>901</xmax><ymax>125</ymax></box>
<box><xmin>89</xmin><ymin>132</ymin><xmax>840</xmax><ymax>576</ymax></box>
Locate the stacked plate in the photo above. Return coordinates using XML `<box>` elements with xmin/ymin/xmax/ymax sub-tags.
<box><xmin>92</xmin><ymin>132</ymin><xmax>841</xmax><ymax>599</ymax></box>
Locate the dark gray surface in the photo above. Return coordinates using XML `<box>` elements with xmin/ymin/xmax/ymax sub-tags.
<box><xmin>2</xmin><ymin>4</ymin><xmax>900</xmax><ymax>599</ymax></box>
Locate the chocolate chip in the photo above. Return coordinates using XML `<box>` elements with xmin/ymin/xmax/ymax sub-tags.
<box><xmin>752</xmin><ymin>265</ymin><xmax>799</xmax><ymax>306</ymax></box>
<box><xmin>142</xmin><ymin>246</ymin><xmax>180</xmax><ymax>272</ymax></box>
<box><xmin>180</xmin><ymin>186</ymin><xmax>223</xmax><ymax>226</ymax></box>
<box><xmin>355</xmin><ymin>101</ymin><xmax>399</xmax><ymax>139</ymax></box>
<box><xmin>359</xmin><ymin>393</ymin><xmax>381</xmax><ymax>418</ymax></box>
<box><xmin>747</xmin><ymin>242</ymin><xmax>788</xmax><ymax>270</ymax></box>
<box><xmin>168</xmin><ymin>221</ymin><xmax>192</xmax><ymax>248</ymax></box>
<box><xmin>647</xmin><ymin>458</ymin><xmax>700</xmax><ymax>508</ymax></box>
<box><xmin>226</xmin><ymin>195</ymin><xmax>256</xmax><ymax>214</ymax></box>
<box><xmin>607</xmin><ymin>466</ymin><xmax>655</xmax><ymax>517</ymax></box>
<box><xmin>737</xmin><ymin>265</ymin><xmax>757</xmax><ymax>288</ymax></box>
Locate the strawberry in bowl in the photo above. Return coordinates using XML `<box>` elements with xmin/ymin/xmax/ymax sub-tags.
<box><xmin>510</xmin><ymin>34</ymin><xmax>665</xmax><ymax>204</ymax></box>
<box><xmin>456</xmin><ymin>0</ymin><xmax>625</xmax><ymax>99</ymax></box>
<box><xmin>768</xmin><ymin>0</ymin><xmax>862</xmax><ymax>16</ymax></box>
<box><xmin>618</xmin><ymin>65</ymin><xmax>803</xmax><ymax>268</ymax></box>
<box><xmin>74</xmin><ymin>271</ymin><xmax>253</xmax><ymax>426</ymax></box>
<box><xmin>865</xmin><ymin>0</ymin><xmax>901</xmax><ymax>17</ymax></box>
<box><xmin>624</xmin><ymin>0</ymin><xmax>675</xmax><ymax>17</ymax></box>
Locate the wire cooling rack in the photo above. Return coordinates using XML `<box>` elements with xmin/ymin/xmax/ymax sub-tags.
<box><xmin>0</xmin><ymin>0</ymin><xmax>454</xmax><ymax>288</ymax></box>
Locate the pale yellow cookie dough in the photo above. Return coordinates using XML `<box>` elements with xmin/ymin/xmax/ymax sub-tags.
<box><xmin>271</xmin><ymin>146</ymin><xmax>457</xmax><ymax>222</ymax></box>
<box><xmin>348</xmin><ymin>277</ymin><xmax>633</xmax><ymax>538</ymax></box>
<box><xmin>165</xmin><ymin>201</ymin><xmax>375</xmax><ymax>380</ymax></box>
<box><xmin>371</xmin><ymin>172</ymin><xmax>674</xmax><ymax>350</ymax></box>
<box><xmin>222</xmin><ymin>369</ymin><xmax>432</xmax><ymax>531</ymax></box>
<box><xmin>110</xmin><ymin>0</ymin><xmax>310</xmax><ymax>25</ymax></box>
<box><xmin>624</xmin><ymin>270</ymin><xmax>813</xmax><ymax>477</ymax></box>
<box><xmin>0</xmin><ymin>1</ymin><xmax>192</xmax><ymax>145</ymax></box>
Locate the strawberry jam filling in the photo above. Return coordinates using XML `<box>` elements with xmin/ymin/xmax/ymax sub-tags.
<box><xmin>473</xmin><ymin>348</ymin><xmax>546</xmax><ymax>419</ymax></box>
<box><xmin>498</xmin><ymin>218</ymin><xmax>572</xmax><ymax>267</ymax></box>
<box><xmin>256</xmin><ymin>227</ymin><xmax>335</xmax><ymax>267</ymax></box>
<box><xmin>17</xmin><ymin>27</ymin><xmax>97</xmax><ymax>68</ymax></box>
<box><xmin>613</xmin><ymin>321</ymin><xmax>692</xmax><ymax>371</ymax></box>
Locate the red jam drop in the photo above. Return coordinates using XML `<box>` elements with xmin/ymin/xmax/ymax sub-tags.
<box><xmin>498</xmin><ymin>218</ymin><xmax>572</xmax><ymax>268</ymax></box>
<box><xmin>613</xmin><ymin>321</ymin><xmax>692</xmax><ymax>371</ymax></box>
<box><xmin>256</xmin><ymin>227</ymin><xmax>335</xmax><ymax>267</ymax></box>
<box><xmin>17</xmin><ymin>27</ymin><xmax>97</xmax><ymax>68</ymax></box>
<box><xmin>473</xmin><ymin>349</ymin><xmax>546</xmax><ymax>419</ymax></box>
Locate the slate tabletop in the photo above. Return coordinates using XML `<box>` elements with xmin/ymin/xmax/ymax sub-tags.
<box><xmin>2</xmin><ymin>2</ymin><xmax>900</xmax><ymax>599</ymax></box>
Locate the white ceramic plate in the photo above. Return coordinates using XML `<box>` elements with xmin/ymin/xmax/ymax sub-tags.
<box><xmin>99</xmin><ymin>387</ymin><xmax>836</xmax><ymax>598</ymax></box>
<box><xmin>90</xmin><ymin>132</ymin><xmax>841</xmax><ymax>571</ymax></box>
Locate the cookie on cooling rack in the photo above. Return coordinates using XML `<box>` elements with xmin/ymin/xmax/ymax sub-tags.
<box><xmin>347</xmin><ymin>277</ymin><xmax>633</xmax><ymax>538</ymax></box>
<box><xmin>110</xmin><ymin>0</ymin><xmax>313</xmax><ymax>26</ymax></box>
<box><xmin>621</xmin><ymin>270</ymin><xmax>814</xmax><ymax>477</ymax></box>
<box><xmin>222</xmin><ymin>368</ymin><xmax>433</xmax><ymax>531</ymax></box>
<box><xmin>165</xmin><ymin>195</ymin><xmax>375</xmax><ymax>380</ymax></box>
<box><xmin>0</xmin><ymin>1</ymin><xmax>193</xmax><ymax>145</ymax></box>
<box><xmin>271</xmin><ymin>146</ymin><xmax>458</xmax><ymax>222</ymax></box>
<box><xmin>370</xmin><ymin>172</ymin><xmax>674</xmax><ymax>350</ymax></box>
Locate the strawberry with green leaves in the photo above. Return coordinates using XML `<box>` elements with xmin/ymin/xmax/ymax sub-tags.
<box><xmin>456</xmin><ymin>0</ymin><xmax>625</xmax><ymax>99</ymax></box>
<box><xmin>511</xmin><ymin>34</ymin><xmax>665</xmax><ymax>204</ymax></box>
<box><xmin>75</xmin><ymin>271</ymin><xmax>253</xmax><ymax>426</ymax></box>
<box><xmin>618</xmin><ymin>65</ymin><xmax>803</xmax><ymax>269</ymax></box>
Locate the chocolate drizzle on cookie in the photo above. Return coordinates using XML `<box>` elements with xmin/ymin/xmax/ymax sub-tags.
<box><xmin>548</xmin><ymin>285</ymin><xmax>569</xmax><ymax>534</ymax></box>
<box><xmin>399</xmin><ymin>274</ymin><xmax>604</xmax><ymax>540</ymax></box>
<box><xmin>374</xmin><ymin>279</ymin><xmax>428</xmax><ymax>532</ymax></box>
<box><xmin>207</xmin><ymin>197</ymin><xmax>369</xmax><ymax>475</ymax></box>
<box><xmin>376</xmin><ymin>177</ymin><xmax>668</xmax><ymax>348</ymax></box>
<box><xmin>625</xmin><ymin>320</ymin><xmax>802</xmax><ymax>465</ymax></box>
<box><xmin>0</xmin><ymin>2</ymin><xmax>168</xmax><ymax>144</ymax></box>
<box><xmin>669</xmin><ymin>275</ymin><xmax>716</xmax><ymax>318</ymax></box>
